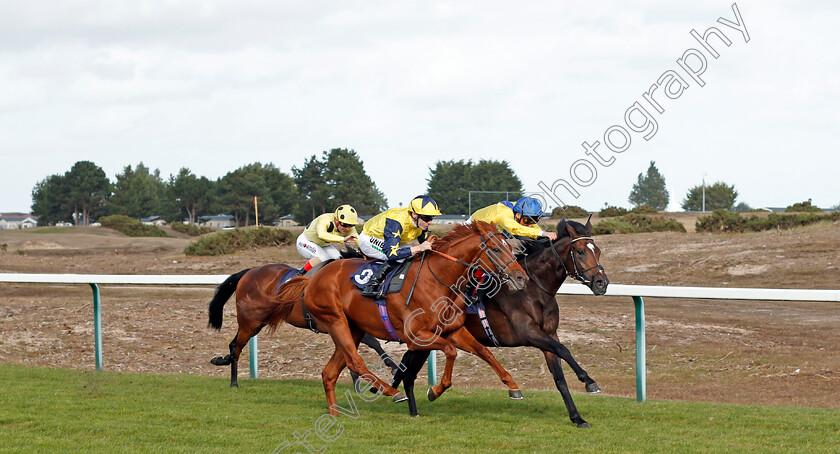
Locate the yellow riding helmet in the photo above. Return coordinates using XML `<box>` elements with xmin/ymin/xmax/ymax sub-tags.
<box><xmin>408</xmin><ymin>195</ymin><xmax>442</xmax><ymax>216</ymax></box>
<box><xmin>334</xmin><ymin>204</ymin><xmax>362</xmax><ymax>225</ymax></box>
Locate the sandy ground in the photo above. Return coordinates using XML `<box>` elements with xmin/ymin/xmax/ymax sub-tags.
<box><xmin>1</xmin><ymin>216</ymin><xmax>838</xmax><ymax>411</ymax></box>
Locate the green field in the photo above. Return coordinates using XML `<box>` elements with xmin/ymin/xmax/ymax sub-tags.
<box><xmin>1</xmin><ymin>365</ymin><xmax>838</xmax><ymax>453</ymax></box>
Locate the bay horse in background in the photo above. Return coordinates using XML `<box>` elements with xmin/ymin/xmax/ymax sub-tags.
<box><xmin>207</xmin><ymin>260</ymin><xmax>397</xmax><ymax>388</ymax></box>
<box><xmin>391</xmin><ymin>218</ymin><xmax>609</xmax><ymax>428</ymax></box>
<box><xmin>264</xmin><ymin>221</ymin><xmax>529</xmax><ymax>416</ymax></box>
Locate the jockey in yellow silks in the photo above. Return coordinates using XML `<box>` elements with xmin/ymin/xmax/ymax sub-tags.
<box><xmin>358</xmin><ymin>195</ymin><xmax>441</xmax><ymax>298</ymax></box>
<box><xmin>295</xmin><ymin>204</ymin><xmax>362</xmax><ymax>275</ymax></box>
<box><xmin>461</xmin><ymin>196</ymin><xmax>556</xmax><ymax>304</ymax></box>
<box><xmin>469</xmin><ymin>196</ymin><xmax>557</xmax><ymax>241</ymax></box>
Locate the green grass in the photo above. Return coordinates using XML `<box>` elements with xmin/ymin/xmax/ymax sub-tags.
<box><xmin>1</xmin><ymin>365</ymin><xmax>838</xmax><ymax>453</ymax></box>
<box><xmin>26</xmin><ymin>227</ymin><xmax>83</xmax><ymax>234</ymax></box>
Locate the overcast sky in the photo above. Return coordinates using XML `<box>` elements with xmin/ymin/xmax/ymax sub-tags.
<box><xmin>1</xmin><ymin>1</ymin><xmax>838</xmax><ymax>214</ymax></box>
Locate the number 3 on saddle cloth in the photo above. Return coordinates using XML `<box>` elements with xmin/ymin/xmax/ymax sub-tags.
<box><xmin>349</xmin><ymin>260</ymin><xmax>413</xmax><ymax>341</ymax></box>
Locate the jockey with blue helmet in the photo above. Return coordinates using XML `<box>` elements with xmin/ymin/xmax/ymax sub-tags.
<box><xmin>469</xmin><ymin>196</ymin><xmax>557</xmax><ymax>241</ymax></box>
<box><xmin>358</xmin><ymin>195</ymin><xmax>441</xmax><ymax>298</ymax></box>
<box><xmin>462</xmin><ymin>196</ymin><xmax>555</xmax><ymax>305</ymax></box>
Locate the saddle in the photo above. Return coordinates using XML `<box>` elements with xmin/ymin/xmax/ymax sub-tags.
<box><xmin>349</xmin><ymin>260</ymin><xmax>413</xmax><ymax>299</ymax></box>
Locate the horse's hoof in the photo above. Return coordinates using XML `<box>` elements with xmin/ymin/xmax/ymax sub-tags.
<box><xmin>509</xmin><ymin>389</ymin><xmax>524</xmax><ymax>400</ymax></box>
<box><xmin>210</xmin><ymin>356</ymin><xmax>228</xmax><ymax>366</ymax></box>
<box><xmin>586</xmin><ymin>383</ymin><xmax>603</xmax><ymax>394</ymax></box>
<box><xmin>577</xmin><ymin>422</ymin><xmax>592</xmax><ymax>429</ymax></box>
<box><xmin>427</xmin><ymin>388</ymin><xmax>439</xmax><ymax>402</ymax></box>
<box><xmin>230</xmin><ymin>383</ymin><xmax>239</xmax><ymax>388</ymax></box>
<box><xmin>392</xmin><ymin>393</ymin><xmax>407</xmax><ymax>403</ymax></box>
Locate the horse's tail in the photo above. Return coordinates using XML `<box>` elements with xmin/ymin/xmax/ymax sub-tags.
<box><xmin>208</xmin><ymin>268</ymin><xmax>251</xmax><ymax>330</ymax></box>
<box><xmin>264</xmin><ymin>276</ymin><xmax>311</xmax><ymax>334</ymax></box>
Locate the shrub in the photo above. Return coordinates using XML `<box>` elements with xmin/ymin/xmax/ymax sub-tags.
<box><xmin>696</xmin><ymin>211</ymin><xmax>839</xmax><ymax>233</ymax></box>
<box><xmin>98</xmin><ymin>215</ymin><xmax>170</xmax><ymax>238</ymax></box>
<box><xmin>184</xmin><ymin>227</ymin><xmax>293</xmax><ymax>256</ymax></box>
<box><xmin>593</xmin><ymin>213</ymin><xmax>685</xmax><ymax>235</ymax></box>
<box><xmin>171</xmin><ymin>222</ymin><xmax>216</xmax><ymax>236</ymax></box>
<box><xmin>598</xmin><ymin>206</ymin><xmax>629</xmax><ymax>217</ymax></box>
<box><xmin>785</xmin><ymin>200</ymin><xmax>823</xmax><ymax>213</ymax></box>
<box><xmin>0</xmin><ymin>243</ymin><xmax>6</xmax><ymax>252</ymax></box>
<box><xmin>630</xmin><ymin>205</ymin><xmax>658</xmax><ymax>214</ymax></box>
<box><xmin>551</xmin><ymin>205</ymin><xmax>589</xmax><ymax>218</ymax></box>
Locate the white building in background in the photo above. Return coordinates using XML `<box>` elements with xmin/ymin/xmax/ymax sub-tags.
<box><xmin>197</xmin><ymin>214</ymin><xmax>236</xmax><ymax>229</ymax></box>
<box><xmin>0</xmin><ymin>213</ymin><xmax>38</xmax><ymax>229</ymax></box>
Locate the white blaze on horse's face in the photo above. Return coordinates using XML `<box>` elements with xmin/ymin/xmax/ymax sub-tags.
<box><xmin>587</xmin><ymin>243</ymin><xmax>596</xmax><ymax>254</ymax></box>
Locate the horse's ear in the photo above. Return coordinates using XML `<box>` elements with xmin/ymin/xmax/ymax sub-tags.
<box><xmin>585</xmin><ymin>214</ymin><xmax>593</xmax><ymax>236</ymax></box>
<box><xmin>556</xmin><ymin>218</ymin><xmax>567</xmax><ymax>236</ymax></box>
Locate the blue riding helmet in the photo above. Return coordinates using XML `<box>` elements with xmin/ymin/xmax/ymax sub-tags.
<box><xmin>513</xmin><ymin>197</ymin><xmax>544</xmax><ymax>217</ymax></box>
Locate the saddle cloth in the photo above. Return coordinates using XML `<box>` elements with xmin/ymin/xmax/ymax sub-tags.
<box><xmin>349</xmin><ymin>260</ymin><xmax>412</xmax><ymax>297</ymax></box>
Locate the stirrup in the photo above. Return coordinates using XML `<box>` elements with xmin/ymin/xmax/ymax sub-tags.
<box><xmin>361</xmin><ymin>285</ymin><xmax>382</xmax><ymax>298</ymax></box>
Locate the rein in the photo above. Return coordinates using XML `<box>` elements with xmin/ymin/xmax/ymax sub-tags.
<box><xmin>424</xmin><ymin>230</ymin><xmax>518</xmax><ymax>302</ymax></box>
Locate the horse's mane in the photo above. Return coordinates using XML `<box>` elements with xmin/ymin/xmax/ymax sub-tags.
<box><xmin>514</xmin><ymin>219</ymin><xmax>590</xmax><ymax>258</ymax></box>
<box><xmin>432</xmin><ymin>221</ymin><xmax>484</xmax><ymax>252</ymax></box>
<box><xmin>556</xmin><ymin>219</ymin><xmax>589</xmax><ymax>239</ymax></box>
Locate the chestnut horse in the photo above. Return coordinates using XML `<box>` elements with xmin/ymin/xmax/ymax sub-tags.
<box><xmin>391</xmin><ymin>218</ymin><xmax>609</xmax><ymax>427</ymax></box>
<box><xmin>207</xmin><ymin>261</ymin><xmax>397</xmax><ymax>388</ymax></box>
<box><xmin>265</xmin><ymin>221</ymin><xmax>529</xmax><ymax>416</ymax></box>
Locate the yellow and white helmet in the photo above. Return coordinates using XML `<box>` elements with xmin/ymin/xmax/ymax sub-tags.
<box><xmin>334</xmin><ymin>204</ymin><xmax>362</xmax><ymax>225</ymax></box>
<box><xmin>408</xmin><ymin>195</ymin><xmax>442</xmax><ymax>216</ymax></box>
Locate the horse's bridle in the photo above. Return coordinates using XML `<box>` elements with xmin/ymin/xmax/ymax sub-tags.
<box><xmin>527</xmin><ymin>235</ymin><xmax>605</xmax><ymax>293</ymax></box>
<box><xmin>426</xmin><ymin>230</ymin><xmax>521</xmax><ymax>296</ymax></box>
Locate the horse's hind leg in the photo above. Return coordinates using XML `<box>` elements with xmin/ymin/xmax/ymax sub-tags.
<box><xmin>210</xmin><ymin>323</ymin><xmax>262</xmax><ymax>388</ymax></box>
<box><xmin>443</xmin><ymin>326</ymin><xmax>523</xmax><ymax>399</ymax></box>
<box><xmin>400</xmin><ymin>350</ymin><xmax>431</xmax><ymax>417</ymax></box>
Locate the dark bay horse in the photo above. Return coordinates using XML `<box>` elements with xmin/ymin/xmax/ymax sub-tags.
<box><xmin>392</xmin><ymin>218</ymin><xmax>609</xmax><ymax>428</ymax></box>
<box><xmin>207</xmin><ymin>262</ymin><xmax>397</xmax><ymax>388</ymax></box>
<box><xmin>264</xmin><ymin>221</ymin><xmax>529</xmax><ymax>416</ymax></box>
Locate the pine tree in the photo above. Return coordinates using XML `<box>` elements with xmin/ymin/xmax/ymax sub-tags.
<box><xmin>628</xmin><ymin>161</ymin><xmax>669</xmax><ymax>210</ymax></box>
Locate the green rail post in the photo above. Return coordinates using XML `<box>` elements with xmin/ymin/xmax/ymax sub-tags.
<box><xmin>428</xmin><ymin>350</ymin><xmax>437</xmax><ymax>386</ymax></box>
<box><xmin>249</xmin><ymin>336</ymin><xmax>258</xmax><ymax>378</ymax></box>
<box><xmin>89</xmin><ymin>284</ymin><xmax>103</xmax><ymax>372</ymax></box>
<box><xmin>633</xmin><ymin>296</ymin><xmax>646</xmax><ymax>402</ymax></box>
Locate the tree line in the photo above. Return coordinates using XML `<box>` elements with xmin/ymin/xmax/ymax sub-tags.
<box><xmin>33</xmin><ymin>154</ymin><xmax>755</xmax><ymax>228</ymax></box>
<box><xmin>31</xmin><ymin>149</ymin><xmax>388</xmax><ymax>227</ymax></box>
<box><xmin>30</xmin><ymin>151</ymin><xmax>525</xmax><ymax>227</ymax></box>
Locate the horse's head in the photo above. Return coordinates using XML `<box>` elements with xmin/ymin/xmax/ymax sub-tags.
<box><xmin>433</xmin><ymin>221</ymin><xmax>528</xmax><ymax>291</ymax></box>
<box><xmin>555</xmin><ymin>217</ymin><xmax>609</xmax><ymax>295</ymax></box>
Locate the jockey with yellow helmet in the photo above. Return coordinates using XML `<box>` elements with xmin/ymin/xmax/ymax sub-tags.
<box><xmin>469</xmin><ymin>196</ymin><xmax>557</xmax><ymax>241</ymax></box>
<box><xmin>295</xmin><ymin>204</ymin><xmax>362</xmax><ymax>275</ymax></box>
<box><xmin>358</xmin><ymin>195</ymin><xmax>441</xmax><ymax>298</ymax></box>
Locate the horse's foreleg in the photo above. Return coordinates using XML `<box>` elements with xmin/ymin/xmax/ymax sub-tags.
<box><xmin>445</xmin><ymin>326</ymin><xmax>522</xmax><ymax>399</ymax></box>
<box><xmin>323</xmin><ymin>349</ymin><xmax>346</xmax><ymax>417</ymax></box>
<box><xmin>526</xmin><ymin>329</ymin><xmax>600</xmax><ymax>393</ymax></box>
<box><xmin>543</xmin><ymin>350</ymin><xmax>590</xmax><ymax>428</ymax></box>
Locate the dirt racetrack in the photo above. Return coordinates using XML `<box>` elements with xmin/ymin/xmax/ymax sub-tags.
<box><xmin>1</xmin><ymin>215</ymin><xmax>838</xmax><ymax>411</ymax></box>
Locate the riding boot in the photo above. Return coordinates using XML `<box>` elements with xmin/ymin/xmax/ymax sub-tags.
<box><xmin>461</xmin><ymin>282</ymin><xmax>487</xmax><ymax>306</ymax></box>
<box><xmin>361</xmin><ymin>261</ymin><xmax>395</xmax><ymax>298</ymax></box>
<box><xmin>461</xmin><ymin>271</ymin><xmax>489</xmax><ymax>306</ymax></box>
